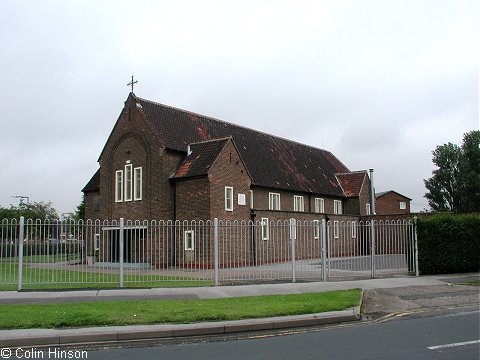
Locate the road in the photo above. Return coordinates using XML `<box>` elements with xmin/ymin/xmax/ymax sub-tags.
<box><xmin>67</xmin><ymin>307</ymin><xmax>478</xmax><ymax>360</ymax></box>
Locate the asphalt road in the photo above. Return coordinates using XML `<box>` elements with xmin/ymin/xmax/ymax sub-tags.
<box><xmin>50</xmin><ymin>307</ymin><xmax>478</xmax><ymax>360</ymax></box>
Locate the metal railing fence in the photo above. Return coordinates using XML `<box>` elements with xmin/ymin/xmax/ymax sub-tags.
<box><xmin>0</xmin><ymin>217</ymin><xmax>418</xmax><ymax>289</ymax></box>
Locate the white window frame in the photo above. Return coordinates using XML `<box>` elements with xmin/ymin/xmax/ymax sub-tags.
<box><xmin>184</xmin><ymin>230</ymin><xmax>195</xmax><ymax>251</ymax></box>
<box><xmin>269</xmin><ymin>192</ymin><xmax>281</xmax><ymax>211</ymax></box>
<box><xmin>313</xmin><ymin>220</ymin><xmax>320</xmax><ymax>239</ymax></box>
<box><xmin>250</xmin><ymin>190</ymin><xmax>254</xmax><ymax>209</ymax></box>
<box><xmin>334</xmin><ymin>200</ymin><xmax>342</xmax><ymax>215</ymax></box>
<box><xmin>225</xmin><ymin>186</ymin><xmax>233</xmax><ymax>211</ymax></box>
<box><xmin>124</xmin><ymin>164</ymin><xmax>133</xmax><ymax>202</ymax></box>
<box><xmin>399</xmin><ymin>201</ymin><xmax>407</xmax><ymax>210</ymax></box>
<box><xmin>294</xmin><ymin>195</ymin><xmax>304</xmax><ymax>212</ymax></box>
<box><xmin>351</xmin><ymin>221</ymin><xmax>357</xmax><ymax>238</ymax></box>
<box><xmin>366</xmin><ymin>203</ymin><xmax>371</xmax><ymax>215</ymax></box>
<box><xmin>314</xmin><ymin>198</ymin><xmax>325</xmax><ymax>213</ymax></box>
<box><xmin>134</xmin><ymin>167</ymin><xmax>142</xmax><ymax>201</ymax></box>
<box><xmin>115</xmin><ymin>170</ymin><xmax>123</xmax><ymax>202</ymax></box>
<box><xmin>94</xmin><ymin>234</ymin><xmax>100</xmax><ymax>251</ymax></box>
<box><xmin>261</xmin><ymin>218</ymin><xmax>269</xmax><ymax>240</ymax></box>
<box><xmin>334</xmin><ymin>221</ymin><xmax>339</xmax><ymax>238</ymax></box>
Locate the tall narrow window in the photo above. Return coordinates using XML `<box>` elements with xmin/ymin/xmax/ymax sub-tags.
<box><xmin>115</xmin><ymin>170</ymin><xmax>123</xmax><ymax>202</ymax></box>
<box><xmin>225</xmin><ymin>187</ymin><xmax>233</xmax><ymax>211</ymax></box>
<box><xmin>313</xmin><ymin>220</ymin><xmax>320</xmax><ymax>239</ymax></box>
<box><xmin>134</xmin><ymin>167</ymin><xmax>142</xmax><ymax>201</ymax></box>
<box><xmin>261</xmin><ymin>218</ymin><xmax>269</xmax><ymax>240</ymax></box>
<box><xmin>294</xmin><ymin>195</ymin><xmax>304</xmax><ymax>212</ymax></box>
<box><xmin>124</xmin><ymin>164</ymin><xmax>133</xmax><ymax>201</ymax></box>
<box><xmin>334</xmin><ymin>221</ymin><xmax>339</xmax><ymax>238</ymax></box>
<box><xmin>314</xmin><ymin>198</ymin><xmax>325</xmax><ymax>213</ymax></box>
<box><xmin>334</xmin><ymin>200</ymin><xmax>342</xmax><ymax>215</ymax></box>
<box><xmin>184</xmin><ymin>230</ymin><xmax>195</xmax><ymax>251</ymax></box>
<box><xmin>250</xmin><ymin>190</ymin><xmax>254</xmax><ymax>209</ymax></box>
<box><xmin>269</xmin><ymin>193</ymin><xmax>281</xmax><ymax>210</ymax></box>
<box><xmin>366</xmin><ymin>203</ymin><xmax>371</xmax><ymax>215</ymax></box>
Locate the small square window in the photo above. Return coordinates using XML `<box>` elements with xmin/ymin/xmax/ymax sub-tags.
<box><xmin>400</xmin><ymin>201</ymin><xmax>407</xmax><ymax>210</ymax></box>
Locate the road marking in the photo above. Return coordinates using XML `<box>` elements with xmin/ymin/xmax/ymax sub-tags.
<box><xmin>428</xmin><ymin>340</ymin><xmax>480</xmax><ymax>350</ymax></box>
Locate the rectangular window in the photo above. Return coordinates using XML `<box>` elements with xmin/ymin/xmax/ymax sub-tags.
<box><xmin>399</xmin><ymin>201</ymin><xmax>407</xmax><ymax>210</ymax></box>
<box><xmin>225</xmin><ymin>187</ymin><xmax>233</xmax><ymax>211</ymax></box>
<box><xmin>250</xmin><ymin>190</ymin><xmax>254</xmax><ymax>209</ymax></box>
<box><xmin>134</xmin><ymin>167</ymin><xmax>142</xmax><ymax>201</ymax></box>
<box><xmin>351</xmin><ymin>221</ymin><xmax>357</xmax><ymax>238</ymax></box>
<box><xmin>313</xmin><ymin>220</ymin><xmax>320</xmax><ymax>239</ymax></box>
<box><xmin>334</xmin><ymin>200</ymin><xmax>342</xmax><ymax>215</ymax></box>
<box><xmin>269</xmin><ymin>192</ymin><xmax>281</xmax><ymax>210</ymax></box>
<box><xmin>115</xmin><ymin>170</ymin><xmax>123</xmax><ymax>202</ymax></box>
<box><xmin>314</xmin><ymin>198</ymin><xmax>325</xmax><ymax>213</ymax></box>
<box><xmin>184</xmin><ymin>230</ymin><xmax>194</xmax><ymax>251</ymax></box>
<box><xmin>124</xmin><ymin>164</ymin><xmax>133</xmax><ymax>201</ymax></box>
<box><xmin>261</xmin><ymin>218</ymin><xmax>269</xmax><ymax>240</ymax></box>
<box><xmin>294</xmin><ymin>195</ymin><xmax>304</xmax><ymax>212</ymax></box>
<box><xmin>94</xmin><ymin>234</ymin><xmax>100</xmax><ymax>251</ymax></box>
<box><xmin>93</xmin><ymin>194</ymin><xmax>100</xmax><ymax>211</ymax></box>
<box><xmin>366</xmin><ymin>203</ymin><xmax>371</xmax><ymax>215</ymax></box>
<box><xmin>334</xmin><ymin>221</ymin><xmax>339</xmax><ymax>238</ymax></box>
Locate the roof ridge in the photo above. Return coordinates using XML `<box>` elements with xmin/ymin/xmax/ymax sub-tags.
<box><xmin>135</xmin><ymin>95</ymin><xmax>343</xmax><ymax>159</ymax></box>
<box><xmin>189</xmin><ymin>136</ymin><xmax>232</xmax><ymax>146</ymax></box>
<box><xmin>335</xmin><ymin>170</ymin><xmax>367</xmax><ymax>176</ymax></box>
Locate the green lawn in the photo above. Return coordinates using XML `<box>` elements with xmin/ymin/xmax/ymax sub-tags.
<box><xmin>0</xmin><ymin>289</ymin><xmax>362</xmax><ymax>329</ymax></box>
<box><xmin>0</xmin><ymin>263</ymin><xmax>212</xmax><ymax>290</ymax></box>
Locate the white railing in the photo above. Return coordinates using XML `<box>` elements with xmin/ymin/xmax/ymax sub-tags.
<box><xmin>0</xmin><ymin>217</ymin><xmax>417</xmax><ymax>289</ymax></box>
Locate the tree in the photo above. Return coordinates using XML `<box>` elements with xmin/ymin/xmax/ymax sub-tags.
<box><xmin>0</xmin><ymin>201</ymin><xmax>59</xmax><ymax>220</ymax></box>
<box><xmin>74</xmin><ymin>196</ymin><xmax>85</xmax><ymax>221</ymax></box>
<box><xmin>424</xmin><ymin>130</ymin><xmax>480</xmax><ymax>212</ymax></box>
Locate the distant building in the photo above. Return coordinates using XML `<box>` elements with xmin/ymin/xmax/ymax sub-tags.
<box><xmin>375</xmin><ymin>191</ymin><xmax>411</xmax><ymax>215</ymax></box>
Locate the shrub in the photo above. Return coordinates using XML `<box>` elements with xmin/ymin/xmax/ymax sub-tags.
<box><xmin>416</xmin><ymin>213</ymin><xmax>480</xmax><ymax>274</ymax></box>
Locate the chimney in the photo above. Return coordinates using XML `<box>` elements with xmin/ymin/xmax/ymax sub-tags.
<box><xmin>369</xmin><ymin>169</ymin><xmax>376</xmax><ymax>215</ymax></box>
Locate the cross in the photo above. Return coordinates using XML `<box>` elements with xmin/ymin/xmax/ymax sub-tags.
<box><xmin>127</xmin><ymin>75</ymin><xmax>138</xmax><ymax>93</ymax></box>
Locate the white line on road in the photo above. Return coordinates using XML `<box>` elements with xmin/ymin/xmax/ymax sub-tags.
<box><xmin>428</xmin><ymin>340</ymin><xmax>480</xmax><ymax>350</ymax></box>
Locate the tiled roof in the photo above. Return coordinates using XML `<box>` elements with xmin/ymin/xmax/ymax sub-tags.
<box><xmin>174</xmin><ymin>138</ymin><xmax>230</xmax><ymax>179</ymax></box>
<box><xmin>376</xmin><ymin>190</ymin><xmax>412</xmax><ymax>200</ymax></box>
<box><xmin>82</xmin><ymin>169</ymin><xmax>100</xmax><ymax>193</ymax></box>
<box><xmin>335</xmin><ymin>171</ymin><xmax>367</xmax><ymax>198</ymax></box>
<box><xmin>134</xmin><ymin>95</ymin><xmax>349</xmax><ymax>196</ymax></box>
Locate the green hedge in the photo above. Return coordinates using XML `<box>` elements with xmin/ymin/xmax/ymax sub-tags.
<box><xmin>417</xmin><ymin>214</ymin><xmax>480</xmax><ymax>274</ymax></box>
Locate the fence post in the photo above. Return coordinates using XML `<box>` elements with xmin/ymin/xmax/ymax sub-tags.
<box><xmin>413</xmin><ymin>217</ymin><xmax>419</xmax><ymax>277</ymax></box>
<box><xmin>17</xmin><ymin>216</ymin><xmax>24</xmax><ymax>291</ymax></box>
<box><xmin>370</xmin><ymin>221</ymin><xmax>376</xmax><ymax>278</ymax></box>
<box><xmin>214</xmin><ymin>218</ymin><xmax>219</xmax><ymax>286</ymax></box>
<box><xmin>119</xmin><ymin>218</ymin><xmax>124</xmax><ymax>288</ymax></box>
<box><xmin>321</xmin><ymin>219</ymin><xmax>327</xmax><ymax>282</ymax></box>
<box><xmin>290</xmin><ymin>218</ymin><xmax>296</xmax><ymax>283</ymax></box>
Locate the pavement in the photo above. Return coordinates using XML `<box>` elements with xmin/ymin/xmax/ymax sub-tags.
<box><xmin>0</xmin><ymin>273</ymin><xmax>478</xmax><ymax>348</ymax></box>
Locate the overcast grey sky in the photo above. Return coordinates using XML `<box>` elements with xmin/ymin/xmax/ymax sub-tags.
<box><xmin>0</xmin><ymin>0</ymin><xmax>478</xmax><ymax>215</ymax></box>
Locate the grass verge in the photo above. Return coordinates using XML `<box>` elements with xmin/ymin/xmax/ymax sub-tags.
<box><xmin>0</xmin><ymin>289</ymin><xmax>361</xmax><ymax>329</ymax></box>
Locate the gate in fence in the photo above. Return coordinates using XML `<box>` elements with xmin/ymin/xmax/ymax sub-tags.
<box><xmin>1</xmin><ymin>217</ymin><xmax>418</xmax><ymax>290</ymax></box>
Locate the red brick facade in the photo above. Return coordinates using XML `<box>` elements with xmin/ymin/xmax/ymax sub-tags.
<box><xmin>375</xmin><ymin>191</ymin><xmax>411</xmax><ymax>215</ymax></box>
<box><xmin>82</xmin><ymin>94</ymin><xmax>410</xmax><ymax>268</ymax></box>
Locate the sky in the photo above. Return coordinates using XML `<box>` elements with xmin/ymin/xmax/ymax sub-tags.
<box><xmin>0</xmin><ymin>0</ymin><xmax>478</xmax><ymax>215</ymax></box>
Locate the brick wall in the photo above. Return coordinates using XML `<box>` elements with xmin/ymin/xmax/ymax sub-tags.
<box><xmin>376</xmin><ymin>192</ymin><xmax>411</xmax><ymax>215</ymax></box>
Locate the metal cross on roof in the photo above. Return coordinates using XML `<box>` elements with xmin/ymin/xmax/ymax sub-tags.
<box><xmin>127</xmin><ymin>75</ymin><xmax>138</xmax><ymax>93</ymax></box>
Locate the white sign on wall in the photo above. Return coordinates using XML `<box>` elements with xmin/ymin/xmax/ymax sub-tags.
<box><xmin>238</xmin><ymin>193</ymin><xmax>246</xmax><ymax>206</ymax></box>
